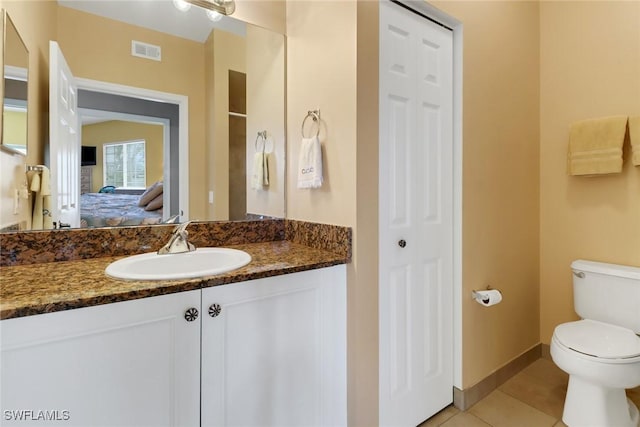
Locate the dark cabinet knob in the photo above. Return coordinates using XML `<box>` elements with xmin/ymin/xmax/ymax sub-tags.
<box><xmin>208</xmin><ymin>303</ymin><xmax>222</xmax><ymax>318</ymax></box>
<box><xmin>184</xmin><ymin>307</ymin><xmax>199</xmax><ymax>322</ymax></box>
<box><xmin>398</xmin><ymin>239</ymin><xmax>407</xmax><ymax>248</ymax></box>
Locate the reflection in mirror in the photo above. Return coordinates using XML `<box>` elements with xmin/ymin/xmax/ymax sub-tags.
<box><xmin>77</xmin><ymin>90</ymin><xmax>181</xmax><ymax>227</ymax></box>
<box><xmin>60</xmin><ymin>0</ymin><xmax>286</xmax><ymax>228</ymax></box>
<box><xmin>79</xmin><ymin>115</ymin><xmax>167</xmax><ymax>228</ymax></box>
<box><xmin>1</xmin><ymin>0</ymin><xmax>285</xmax><ymax>232</ymax></box>
<box><xmin>2</xmin><ymin>11</ymin><xmax>29</xmax><ymax>156</ymax></box>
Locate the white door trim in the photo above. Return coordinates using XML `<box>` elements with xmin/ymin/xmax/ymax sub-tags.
<box><xmin>393</xmin><ymin>0</ymin><xmax>463</xmax><ymax>390</ymax></box>
<box><xmin>75</xmin><ymin>78</ymin><xmax>190</xmax><ymax>221</ymax></box>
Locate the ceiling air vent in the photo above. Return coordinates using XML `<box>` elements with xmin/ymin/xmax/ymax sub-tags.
<box><xmin>131</xmin><ymin>40</ymin><xmax>161</xmax><ymax>62</ymax></box>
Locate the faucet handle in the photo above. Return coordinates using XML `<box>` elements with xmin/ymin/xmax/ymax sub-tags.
<box><xmin>174</xmin><ymin>220</ymin><xmax>192</xmax><ymax>234</ymax></box>
<box><xmin>157</xmin><ymin>221</ymin><xmax>196</xmax><ymax>255</ymax></box>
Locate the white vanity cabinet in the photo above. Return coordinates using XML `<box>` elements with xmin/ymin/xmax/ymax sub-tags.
<box><xmin>0</xmin><ymin>290</ymin><xmax>201</xmax><ymax>427</ymax></box>
<box><xmin>201</xmin><ymin>265</ymin><xmax>347</xmax><ymax>427</ymax></box>
<box><xmin>0</xmin><ymin>265</ymin><xmax>347</xmax><ymax>427</ymax></box>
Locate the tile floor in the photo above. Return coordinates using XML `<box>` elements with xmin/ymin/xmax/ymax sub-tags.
<box><xmin>419</xmin><ymin>358</ymin><xmax>640</xmax><ymax>427</ymax></box>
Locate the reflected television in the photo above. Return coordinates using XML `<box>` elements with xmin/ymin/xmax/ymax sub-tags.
<box><xmin>81</xmin><ymin>146</ymin><xmax>97</xmax><ymax>166</ymax></box>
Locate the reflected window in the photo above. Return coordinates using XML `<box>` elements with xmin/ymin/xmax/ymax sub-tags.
<box><xmin>103</xmin><ymin>140</ymin><xmax>146</xmax><ymax>189</ymax></box>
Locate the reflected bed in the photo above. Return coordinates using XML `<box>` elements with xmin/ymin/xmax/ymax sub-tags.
<box><xmin>80</xmin><ymin>193</ymin><xmax>163</xmax><ymax>228</ymax></box>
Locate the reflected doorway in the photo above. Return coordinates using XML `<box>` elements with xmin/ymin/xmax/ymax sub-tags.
<box><xmin>78</xmin><ymin>89</ymin><xmax>181</xmax><ymax>222</ymax></box>
<box><xmin>228</xmin><ymin>70</ymin><xmax>246</xmax><ymax>221</ymax></box>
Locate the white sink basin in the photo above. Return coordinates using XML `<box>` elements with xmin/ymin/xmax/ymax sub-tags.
<box><xmin>105</xmin><ymin>248</ymin><xmax>252</xmax><ymax>281</ymax></box>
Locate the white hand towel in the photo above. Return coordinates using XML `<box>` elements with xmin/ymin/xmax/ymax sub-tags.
<box><xmin>38</xmin><ymin>166</ymin><xmax>53</xmax><ymax>229</ymax></box>
<box><xmin>31</xmin><ymin>188</ymin><xmax>43</xmax><ymax>230</ymax></box>
<box><xmin>251</xmin><ymin>152</ymin><xmax>266</xmax><ymax>190</ymax></box>
<box><xmin>262</xmin><ymin>153</ymin><xmax>270</xmax><ymax>186</ymax></box>
<box><xmin>43</xmin><ymin>194</ymin><xmax>53</xmax><ymax>230</ymax></box>
<box><xmin>29</xmin><ymin>172</ymin><xmax>43</xmax><ymax>229</ymax></box>
<box><xmin>297</xmin><ymin>136</ymin><xmax>323</xmax><ymax>189</ymax></box>
<box><xmin>39</xmin><ymin>165</ymin><xmax>51</xmax><ymax>196</ymax></box>
<box><xmin>29</xmin><ymin>171</ymin><xmax>40</xmax><ymax>193</ymax></box>
<box><xmin>28</xmin><ymin>166</ymin><xmax>53</xmax><ymax>230</ymax></box>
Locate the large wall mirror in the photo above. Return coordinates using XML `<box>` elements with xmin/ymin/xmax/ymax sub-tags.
<box><xmin>2</xmin><ymin>0</ymin><xmax>285</xmax><ymax>232</ymax></box>
<box><xmin>2</xmin><ymin>10</ymin><xmax>29</xmax><ymax>156</ymax></box>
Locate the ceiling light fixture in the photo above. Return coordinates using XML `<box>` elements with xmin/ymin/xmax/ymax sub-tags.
<box><xmin>172</xmin><ymin>0</ymin><xmax>192</xmax><ymax>12</ymax></box>
<box><xmin>206</xmin><ymin>9</ymin><xmax>223</xmax><ymax>22</ymax></box>
<box><xmin>183</xmin><ymin>0</ymin><xmax>235</xmax><ymax>16</ymax></box>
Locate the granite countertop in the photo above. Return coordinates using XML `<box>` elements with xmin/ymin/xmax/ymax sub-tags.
<box><xmin>0</xmin><ymin>241</ymin><xmax>348</xmax><ymax>320</ymax></box>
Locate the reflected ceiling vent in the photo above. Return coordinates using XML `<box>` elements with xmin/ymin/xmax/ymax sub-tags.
<box><xmin>131</xmin><ymin>40</ymin><xmax>162</xmax><ymax>62</ymax></box>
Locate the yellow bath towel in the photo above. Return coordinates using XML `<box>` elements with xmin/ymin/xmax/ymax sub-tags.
<box><xmin>567</xmin><ymin>116</ymin><xmax>628</xmax><ymax>176</ymax></box>
<box><xmin>629</xmin><ymin>116</ymin><xmax>640</xmax><ymax>166</ymax></box>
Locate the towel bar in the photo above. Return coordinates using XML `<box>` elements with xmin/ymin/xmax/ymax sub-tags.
<box><xmin>255</xmin><ymin>131</ymin><xmax>267</xmax><ymax>151</ymax></box>
<box><xmin>301</xmin><ymin>109</ymin><xmax>321</xmax><ymax>138</ymax></box>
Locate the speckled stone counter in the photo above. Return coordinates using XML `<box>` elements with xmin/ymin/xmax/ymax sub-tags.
<box><xmin>0</xmin><ymin>219</ymin><xmax>352</xmax><ymax>320</ymax></box>
<box><xmin>0</xmin><ymin>241</ymin><xmax>348</xmax><ymax>320</ymax></box>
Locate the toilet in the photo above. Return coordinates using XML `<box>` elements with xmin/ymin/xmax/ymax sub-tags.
<box><xmin>551</xmin><ymin>260</ymin><xmax>640</xmax><ymax>427</ymax></box>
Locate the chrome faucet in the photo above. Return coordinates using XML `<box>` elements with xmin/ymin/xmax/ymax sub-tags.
<box><xmin>163</xmin><ymin>214</ymin><xmax>181</xmax><ymax>224</ymax></box>
<box><xmin>158</xmin><ymin>221</ymin><xmax>196</xmax><ymax>255</ymax></box>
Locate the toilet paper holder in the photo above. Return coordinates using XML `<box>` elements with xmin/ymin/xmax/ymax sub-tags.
<box><xmin>471</xmin><ymin>286</ymin><xmax>503</xmax><ymax>306</ymax></box>
<box><xmin>471</xmin><ymin>286</ymin><xmax>494</xmax><ymax>300</ymax></box>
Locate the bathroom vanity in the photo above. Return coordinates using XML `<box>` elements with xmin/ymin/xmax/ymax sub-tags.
<box><xmin>0</xmin><ymin>220</ymin><xmax>350</xmax><ymax>427</ymax></box>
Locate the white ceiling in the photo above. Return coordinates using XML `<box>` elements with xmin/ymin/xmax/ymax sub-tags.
<box><xmin>58</xmin><ymin>0</ymin><xmax>246</xmax><ymax>43</ymax></box>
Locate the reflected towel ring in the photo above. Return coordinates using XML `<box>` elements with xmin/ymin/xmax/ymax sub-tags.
<box><xmin>255</xmin><ymin>130</ymin><xmax>267</xmax><ymax>152</ymax></box>
<box><xmin>301</xmin><ymin>110</ymin><xmax>320</xmax><ymax>138</ymax></box>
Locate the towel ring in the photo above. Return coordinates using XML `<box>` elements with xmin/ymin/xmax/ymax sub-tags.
<box><xmin>301</xmin><ymin>110</ymin><xmax>320</xmax><ymax>138</ymax></box>
<box><xmin>255</xmin><ymin>130</ymin><xmax>267</xmax><ymax>152</ymax></box>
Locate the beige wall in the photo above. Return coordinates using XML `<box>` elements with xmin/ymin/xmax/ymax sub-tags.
<box><xmin>235</xmin><ymin>0</ymin><xmax>286</xmax><ymax>35</ymax></box>
<box><xmin>286</xmin><ymin>0</ymin><xmax>357</xmax><ymax>226</ymax></box>
<box><xmin>81</xmin><ymin>120</ymin><xmax>164</xmax><ymax>192</ymax></box>
<box><xmin>56</xmin><ymin>6</ymin><xmax>207</xmax><ymax>219</ymax></box>
<box><xmin>539</xmin><ymin>1</ymin><xmax>640</xmax><ymax>344</ymax></box>
<box><xmin>0</xmin><ymin>0</ymin><xmax>57</xmax><ymax>230</ymax></box>
<box><xmin>352</xmin><ymin>2</ymin><xmax>380</xmax><ymax>425</ymax></box>
<box><xmin>205</xmin><ymin>29</ymin><xmax>246</xmax><ymax>221</ymax></box>
<box><xmin>246</xmin><ymin>25</ymin><xmax>285</xmax><ymax>218</ymax></box>
<box><xmin>432</xmin><ymin>0</ymin><xmax>541</xmax><ymax>390</ymax></box>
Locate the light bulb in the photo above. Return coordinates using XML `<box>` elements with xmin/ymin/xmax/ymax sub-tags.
<box><xmin>206</xmin><ymin>9</ymin><xmax>223</xmax><ymax>22</ymax></box>
<box><xmin>173</xmin><ymin>0</ymin><xmax>191</xmax><ymax>12</ymax></box>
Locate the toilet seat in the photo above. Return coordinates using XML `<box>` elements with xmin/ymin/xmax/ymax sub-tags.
<box><xmin>554</xmin><ymin>319</ymin><xmax>640</xmax><ymax>360</ymax></box>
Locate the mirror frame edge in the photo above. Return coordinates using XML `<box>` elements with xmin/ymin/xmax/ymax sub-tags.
<box><xmin>1</xmin><ymin>8</ymin><xmax>29</xmax><ymax>158</ymax></box>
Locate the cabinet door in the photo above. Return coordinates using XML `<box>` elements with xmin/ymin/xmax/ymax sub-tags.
<box><xmin>201</xmin><ymin>266</ymin><xmax>347</xmax><ymax>427</ymax></box>
<box><xmin>0</xmin><ymin>290</ymin><xmax>201</xmax><ymax>427</ymax></box>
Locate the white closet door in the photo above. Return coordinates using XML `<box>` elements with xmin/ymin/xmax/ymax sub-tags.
<box><xmin>49</xmin><ymin>41</ymin><xmax>80</xmax><ymax>228</ymax></box>
<box><xmin>379</xmin><ymin>1</ymin><xmax>454</xmax><ymax>426</ymax></box>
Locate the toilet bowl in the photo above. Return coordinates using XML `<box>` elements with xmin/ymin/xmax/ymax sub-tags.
<box><xmin>551</xmin><ymin>260</ymin><xmax>640</xmax><ymax>427</ymax></box>
<box><xmin>551</xmin><ymin>320</ymin><xmax>640</xmax><ymax>427</ymax></box>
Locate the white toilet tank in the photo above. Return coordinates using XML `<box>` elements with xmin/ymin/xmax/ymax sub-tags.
<box><xmin>572</xmin><ymin>260</ymin><xmax>640</xmax><ymax>333</ymax></box>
